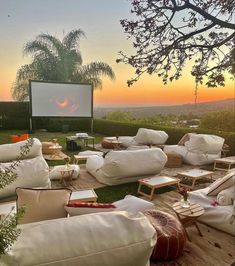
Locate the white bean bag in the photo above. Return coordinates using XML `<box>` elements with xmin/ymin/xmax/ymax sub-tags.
<box><xmin>164</xmin><ymin>134</ymin><xmax>223</xmax><ymax>166</ymax></box>
<box><xmin>118</xmin><ymin>136</ymin><xmax>138</xmax><ymax>148</ymax></box>
<box><xmin>134</xmin><ymin>128</ymin><xmax>168</xmax><ymax>145</ymax></box>
<box><xmin>0</xmin><ymin>138</ymin><xmax>42</xmax><ymax>162</ymax></box>
<box><xmin>0</xmin><ymin>156</ymin><xmax>50</xmax><ymax>199</ymax></box>
<box><xmin>217</xmin><ymin>186</ymin><xmax>235</xmax><ymax>206</ymax></box>
<box><xmin>1</xmin><ymin>212</ymin><xmax>156</xmax><ymax>266</ymax></box>
<box><xmin>50</xmin><ymin>164</ymin><xmax>80</xmax><ymax>180</ymax></box>
<box><xmin>189</xmin><ymin>187</ymin><xmax>235</xmax><ymax>235</ymax></box>
<box><xmin>86</xmin><ymin>148</ymin><xmax>167</xmax><ymax>185</ymax></box>
<box><xmin>185</xmin><ymin>134</ymin><xmax>224</xmax><ymax>154</ymax></box>
<box><xmin>78</xmin><ymin>150</ymin><xmax>103</xmax><ymax>157</ymax></box>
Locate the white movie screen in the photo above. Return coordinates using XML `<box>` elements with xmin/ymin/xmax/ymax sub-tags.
<box><xmin>30</xmin><ymin>81</ymin><xmax>93</xmax><ymax>117</ymax></box>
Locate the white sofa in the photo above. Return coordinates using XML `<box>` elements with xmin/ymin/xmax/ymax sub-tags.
<box><xmin>0</xmin><ymin>138</ymin><xmax>51</xmax><ymax>199</ymax></box>
<box><xmin>164</xmin><ymin>134</ymin><xmax>224</xmax><ymax>166</ymax></box>
<box><xmin>189</xmin><ymin>187</ymin><xmax>235</xmax><ymax>236</ymax></box>
<box><xmin>86</xmin><ymin>148</ymin><xmax>167</xmax><ymax>185</ymax></box>
<box><xmin>1</xmin><ymin>211</ymin><xmax>156</xmax><ymax>266</ymax></box>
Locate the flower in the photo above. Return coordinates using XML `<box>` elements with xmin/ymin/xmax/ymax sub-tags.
<box><xmin>179</xmin><ymin>187</ymin><xmax>189</xmax><ymax>201</ymax></box>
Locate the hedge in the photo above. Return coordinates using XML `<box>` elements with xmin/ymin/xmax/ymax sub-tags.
<box><xmin>93</xmin><ymin>119</ymin><xmax>235</xmax><ymax>156</ymax></box>
<box><xmin>0</xmin><ymin>102</ymin><xmax>91</xmax><ymax>131</ymax></box>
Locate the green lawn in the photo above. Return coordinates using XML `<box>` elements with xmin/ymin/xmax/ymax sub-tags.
<box><xmin>0</xmin><ymin>130</ymin><xmax>177</xmax><ymax>203</ymax></box>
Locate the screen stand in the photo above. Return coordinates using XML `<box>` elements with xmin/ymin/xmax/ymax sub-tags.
<box><xmin>91</xmin><ymin>118</ymin><xmax>94</xmax><ymax>133</ymax></box>
<box><xmin>28</xmin><ymin>117</ymin><xmax>34</xmax><ymax>134</ymax></box>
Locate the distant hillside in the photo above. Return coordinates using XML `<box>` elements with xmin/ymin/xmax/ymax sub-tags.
<box><xmin>94</xmin><ymin>98</ymin><xmax>235</xmax><ymax>118</ymax></box>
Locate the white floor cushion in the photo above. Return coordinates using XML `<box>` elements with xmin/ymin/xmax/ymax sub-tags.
<box><xmin>50</xmin><ymin>164</ymin><xmax>80</xmax><ymax>180</ymax></box>
<box><xmin>113</xmin><ymin>195</ymin><xmax>154</xmax><ymax>214</ymax></box>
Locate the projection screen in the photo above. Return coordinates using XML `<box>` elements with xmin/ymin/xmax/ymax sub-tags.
<box><xmin>30</xmin><ymin>81</ymin><xmax>93</xmax><ymax>117</ymax></box>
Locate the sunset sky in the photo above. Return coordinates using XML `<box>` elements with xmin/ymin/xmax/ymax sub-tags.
<box><xmin>0</xmin><ymin>0</ymin><xmax>234</xmax><ymax>107</ymax></box>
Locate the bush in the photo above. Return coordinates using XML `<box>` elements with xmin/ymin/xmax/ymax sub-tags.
<box><xmin>93</xmin><ymin>119</ymin><xmax>235</xmax><ymax>155</ymax></box>
<box><xmin>201</xmin><ymin>110</ymin><xmax>235</xmax><ymax>132</ymax></box>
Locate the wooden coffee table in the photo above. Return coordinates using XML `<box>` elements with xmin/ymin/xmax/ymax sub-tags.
<box><xmin>111</xmin><ymin>140</ymin><xmax>123</xmax><ymax>149</ymax></box>
<box><xmin>69</xmin><ymin>189</ymin><xmax>98</xmax><ymax>203</ymax></box>
<box><xmin>173</xmin><ymin>201</ymin><xmax>205</xmax><ymax>241</ymax></box>
<box><xmin>177</xmin><ymin>169</ymin><xmax>214</xmax><ymax>190</ymax></box>
<box><xmin>138</xmin><ymin>176</ymin><xmax>179</xmax><ymax>200</ymax></box>
<box><xmin>213</xmin><ymin>156</ymin><xmax>235</xmax><ymax>171</ymax></box>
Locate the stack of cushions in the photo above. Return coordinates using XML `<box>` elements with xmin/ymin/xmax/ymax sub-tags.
<box><xmin>50</xmin><ymin>164</ymin><xmax>80</xmax><ymax>180</ymax></box>
<box><xmin>164</xmin><ymin>134</ymin><xmax>224</xmax><ymax>165</ymax></box>
<box><xmin>0</xmin><ymin>138</ymin><xmax>51</xmax><ymax>199</ymax></box>
<box><xmin>76</xmin><ymin>132</ymin><xmax>88</xmax><ymax>138</ymax></box>
<box><xmin>16</xmin><ymin>188</ymin><xmax>72</xmax><ymax>224</ymax></box>
<box><xmin>189</xmin><ymin>169</ymin><xmax>235</xmax><ymax>235</ymax></box>
<box><xmin>86</xmin><ymin>148</ymin><xmax>167</xmax><ymax>185</ymax></box>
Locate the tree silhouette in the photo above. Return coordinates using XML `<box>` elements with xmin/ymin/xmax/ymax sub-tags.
<box><xmin>117</xmin><ymin>0</ymin><xmax>235</xmax><ymax>89</ymax></box>
<box><xmin>12</xmin><ymin>29</ymin><xmax>115</xmax><ymax>101</ymax></box>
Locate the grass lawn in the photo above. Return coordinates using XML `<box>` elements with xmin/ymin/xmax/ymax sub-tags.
<box><xmin>0</xmin><ymin>130</ymin><xmax>177</xmax><ymax>203</ymax></box>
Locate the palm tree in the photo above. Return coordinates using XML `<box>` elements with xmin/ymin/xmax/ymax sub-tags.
<box><xmin>11</xmin><ymin>29</ymin><xmax>115</xmax><ymax>101</ymax></box>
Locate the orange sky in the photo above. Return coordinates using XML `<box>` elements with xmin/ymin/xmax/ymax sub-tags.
<box><xmin>0</xmin><ymin>0</ymin><xmax>234</xmax><ymax>106</ymax></box>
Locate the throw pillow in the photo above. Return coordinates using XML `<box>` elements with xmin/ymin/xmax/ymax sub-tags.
<box><xmin>16</xmin><ymin>188</ymin><xmax>72</xmax><ymax>224</ymax></box>
<box><xmin>207</xmin><ymin>170</ymin><xmax>235</xmax><ymax>196</ymax></box>
<box><xmin>217</xmin><ymin>186</ymin><xmax>235</xmax><ymax>206</ymax></box>
<box><xmin>113</xmin><ymin>195</ymin><xmax>154</xmax><ymax>214</ymax></box>
<box><xmin>65</xmin><ymin>202</ymin><xmax>116</xmax><ymax>216</ymax></box>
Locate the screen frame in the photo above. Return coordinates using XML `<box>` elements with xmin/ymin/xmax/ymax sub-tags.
<box><xmin>29</xmin><ymin>80</ymin><xmax>93</xmax><ymax>118</ymax></box>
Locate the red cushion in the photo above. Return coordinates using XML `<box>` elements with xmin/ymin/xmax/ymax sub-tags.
<box><xmin>67</xmin><ymin>201</ymin><xmax>116</xmax><ymax>209</ymax></box>
<box><xmin>144</xmin><ymin>209</ymin><xmax>186</xmax><ymax>262</ymax></box>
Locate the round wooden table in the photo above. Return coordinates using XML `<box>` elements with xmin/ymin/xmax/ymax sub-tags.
<box><xmin>172</xmin><ymin>201</ymin><xmax>205</xmax><ymax>241</ymax></box>
<box><xmin>60</xmin><ymin>166</ymin><xmax>75</xmax><ymax>186</ymax></box>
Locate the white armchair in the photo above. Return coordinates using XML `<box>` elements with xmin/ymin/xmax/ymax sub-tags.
<box><xmin>164</xmin><ymin>134</ymin><xmax>224</xmax><ymax>166</ymax></box>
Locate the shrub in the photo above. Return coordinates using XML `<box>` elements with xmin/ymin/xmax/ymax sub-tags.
<box><xmin>201</xmin><ymin>110</ymin><xmax>235</xmax><ymax>132</ymax></box>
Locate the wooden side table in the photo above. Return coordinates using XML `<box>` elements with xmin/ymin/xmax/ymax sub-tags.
<box><xmin>172</xmin><ymin>201</ymin><xmax>205</xmax><ymax>241</ymax></box>
<box><xmin>213</xmin><ymin>156</ymin><xmax>235</xmax><ymax>171</ymax></box>
<box><xmin>111</xmin><ymin>140</ymin><xmax>123</xmax><ymax>149</ymax></box>
<box><xmin>138</xmin><ymin>176</ymin><xmax>180</xmax><ymax>201</ymax></box>
<box><xmin>69</xmin><ymin>189</ymin><xmax>98</xmax><ymax>203</ymax></box>
<box><xmin>60</xmin><ymin>166</ymin><xmax>75</xmax><ymax>186</ymax></box>
<box><xmin>177</xmin><ymin>169</ymin><xmax>214</xmax><ymax>190</ymax></box>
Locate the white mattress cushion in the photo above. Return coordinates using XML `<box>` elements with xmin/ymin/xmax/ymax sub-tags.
<box><xmin>185</xmin><ymin>134</ymin><xmax>224</xmax><ymax>154</ymax></box>
<box><xmin>183</xmin><ymin>151</ymin><xmax>221</xmax><ymax>166</ymax></box>
<box><xmin>134</xmin><ymin>128</ymin><xmax>168</xmax><ymax>145</ymax></box>
<box><xmin>100</xmin><ymin>148</ymin><xmax>167</xmax><ymax>179</ymax></box>
<box><xmin>50</xmin><ymin>164</ymin><xmax>80</xmax><ymax>180</ymax></box>
<box><xmin>2</xmin><ymin>212</ymin><xmax>156</xmax><ymax>266</ymax></box>
<box><xmin>0</xmin><ymin>138</ymin><xmax>42</xmax><ymax>162</ymax></box>
<box><xmin>217</xmin><ymin>186</ymin><xmax>235</xmax><ymax>206</ymax></box>
<box><xmin>0</xmin><ymin>156</ymin><xmax>50</xmax><ymax>199</ymax></box>
<box><xmin>113</xmin><ymin>195</ymin><xmax>154</xmax><ymax>214</ymax></box>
